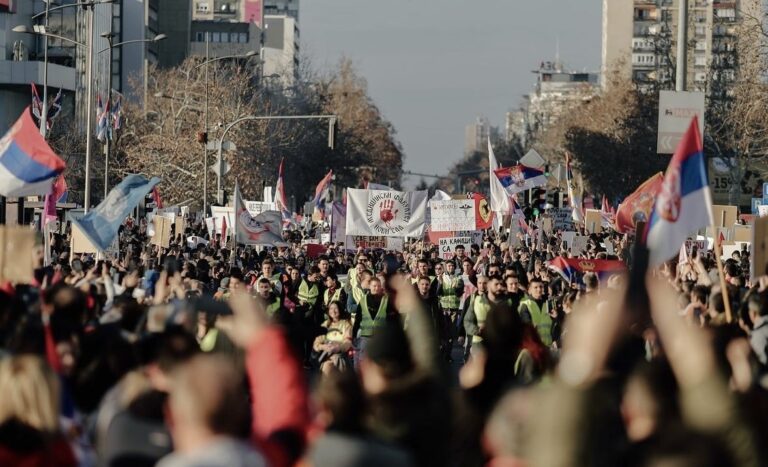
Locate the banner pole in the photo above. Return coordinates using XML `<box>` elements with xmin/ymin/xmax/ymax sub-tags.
<box><xmin>712</xmin><ymin>223</ymin><xmax>733</xmax><ymax>323</ymax></box>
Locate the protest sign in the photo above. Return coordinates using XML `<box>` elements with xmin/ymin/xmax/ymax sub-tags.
<box><xmin>0</xmin><ymin>226</ymin><xmax>35</xmax><ymax>283</ymax></box>
<box><xmin>245</xmin><ymin>200</ymin><xmax>274</xmax><ymax>217</ymax></box>
<box><xmin>541</xmin><ymin>217</ymin><xmax>554</xmax><ymax>235</ymax></box>
<box><xmin>430</xmin><ymin>200</ymin><xmax>476</xmax><ymax>232</ymax></box>
<box><xmin>685</xmin><ymin>238</ymin><xmax>707</xmax><ymax>255</ymax></box>
<box><xmin>712</xmin><ymin>205</ymin><xmax>737</xmax><ymax>227</ymax></box>
<box><xmin>570</xmin><ymin>235</ymin><xmax>589</xmax><ymax>255</ymax></box>
<box><xmin>151</xmin><ymin>216</ymin><xmax>172</xmax><ymax>248</ymax></box>
<box><xmin>427</xmin><ymin>229</ymin><xmax>483</xmax><ymax>246</ymax></box>
<box><xmin>321</xmin><ymin>233</ymin><xmax>331</xmax><ymax>244</ymax></box>
<box><xmin>561</xmin><ymin>231</ymin><xmax>577</xmax><ymax>250</ymax></box>
<box><xmin>346</xmin><ymin>189</ymin><xmax>428</xmax><ymax>237</ymax></box>
<box><xmin>175</xmin><ymin>216</ymin><xmax>186</xmax><ymax>238</ymax></box>
<box><xmin>753</xmin><ymin>216</ymin><xmax>768</xmax><ymax>280</ymax></box>
<box><xmin>71</xmin><ymin>222</ymin><xmax>99</xmax><ymax>254</ymax></box>
<box><xmin>210</xmin><ymin>207</ymin><xmax>235</xmax><ymax>234</ymax></box>
<box><xmin>345</xmin><ymin>235</ymin><xmax>404</xmax><ymax>251</ymax></box>
<box><xmin>732</xmin><ymin>224</ymin><xmax>751</xmax><ymax>243</ymax></box>
<box><xmin>438</xmin><ymin>236</ymin><xmax>472</xmax><ymax>259</ymax></box>
<box><xmin>759</xmin><ymin>205</ymin><xmax>768</xmax><ymax>218</ymax></box>
<box><xmin>585</xmin><ymin>209</ymin><xmax>603</xmax><ymax>233</ymax></box>
<box><xmin>721</xmin><ymin>244</ymin><xmax>742</xmax><ymax>261</ymax></box>
<box><xmin>552</xmin><ymin>208</ymin><xmax>574</xmax><ymax>231</ymax></box>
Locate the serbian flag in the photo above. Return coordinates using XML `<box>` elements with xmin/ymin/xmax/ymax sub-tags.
<box><xmin>547</xmin><ymin>256</ymin><xmax>626</xmax><ymax>284</ymax></box>
<box><xmin>0</xmin><ymin>107</ymin><xmax>66</xmax><ymax>197</ymax></box>
<box><xmin>313</xmin><ymin>170</ymin><xmax>333</xmax><ymax>218</ymax></box>
<box><xmin>152</xmin><ymin>186</ymin><xmax>163</xmax><ymax>209</ymax></box>
<box><xmin>614</xmin><ymin>173</ymin><xmax>663</xmax><ymax>233</ymax></box>
<box><xmin>645</xmin><ymin>117</ymin><xmax>713</xmax><ymax>267</ymax></box>
<box><xmin>43</xmin><ymin>175</ymin><xmax>67</xmax><ymax>225</ymax></box>
<box><xmin>274</xmin><ymin>158</ymin><xmax>291</xmax><ymax>221</ymax></box>
<box><xmin>31</xmin><ymin>83</ymin><xmax>43</xmax><ymax>124</ymax></box>
<box><xmin>494</xmin><ymin>165</ymin><xmax>547</xmax><ymax>196</ymax></box>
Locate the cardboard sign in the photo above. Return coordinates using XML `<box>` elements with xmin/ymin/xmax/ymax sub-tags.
<box><xmin>541</xmin><ymin>217</ymin><xmax>554</xmax><ymax>235</ymax></box>
<box><xmin>175</xmin><ymin>216</ymin><xmax>186</xmax><ymax>238</ymax></box>
<box><xmin>585</xmin><ymin>209</ymin><xmax>603</xmax><ymax>234</ymax></box>
<box><xmin>0</xmin><ymin>226</ymin><xmax>35</xmax><ymax>283</ymax></box>
<box><xmin>685</xmin><ymin>238</ymin><xmax>708</xmax><ymax>255</ymax></box>
<box><xmin>721</xmin><ymin>244</ymin><xmax>743</xmax><ymax>261</ymax></box>
<box><xmin>753</xmin><ymin>216</ymin><xmax>768</xmax><ymax>279</ymax></box>
<box><xmin>71</xmin><ymin>223</ymin><xmax>99</xmax><ymax>254</ymax></box>
<box><xmin>151</xmin><ymin>216</ymin><xmax>172</xmax><ymax>248</ymax></box>
<box><xmin>712</xmin><ymin>205</ymin><xmax>738</xmax><ymax>227</ymax></box>
<box><xmin>732</xmin><ymin>224</ymin><xmax>752</xmax><ymax>243</ymax></box>
<box><xmin>552</xmin><ymin>208</ymin><xmax>574</xmax><ymax>231</ymax></box>
<box><xmin>438</xmin><ymin>236</ymin><xmax>472</xmax><ymax>259</ymax></box>
<box><xmin>759</xmin><ymin>205</ymin><xmax>768</xmax><ymax>218</ymax></box>
<box><xmin>570</xmin><ymin>235</ymin><xmax>589</xmax><ymax>255</ymax></box>
<box><xmin>430</xmin><ymin>200</ymin><xmax>476</xmax><ymax>232</ymax></box>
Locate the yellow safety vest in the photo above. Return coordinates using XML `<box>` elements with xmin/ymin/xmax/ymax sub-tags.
<box><xmin>439</xmin><ymin>275</ymin><xmax>461</xmax><ymax>310</ymax></box>
<box><xmin>324</xmin><ymin>288</ymin><xmax>342</xmax><ymax>307</ymax></box>
<box><xmin>359</xmin><ymin>294</ymin><xmax>389</xmax><ymax>337</ymax></box>
<box><xmin>519</xmin><ymin>297</ymin><xmax>553</xmax><ymax>346</ymax></box>
<box><xmin>298</xmin><ymin>279</ymin><xmax>319</xmax><ymax>306</ymax></box>
<box><xmin>265</xmin><ymin>296</ymin><xmax>281</xmax><ymax>319</ymax></box>
<box><xmin>472</xmin><ymin>294</ymin><xmax>491</xmax><ymax>344</ymax></box>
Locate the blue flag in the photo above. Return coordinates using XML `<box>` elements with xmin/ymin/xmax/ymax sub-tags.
<box><xmin>73</xmin><ymin>174</ymin><xmax>161</xmax><ymax>251</ymax></box>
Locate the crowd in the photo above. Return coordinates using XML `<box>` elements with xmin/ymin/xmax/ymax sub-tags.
<box><xmin>0</xmin><ymin>211</ymin><xmax>767</xmax><ymax>467</ymax></box>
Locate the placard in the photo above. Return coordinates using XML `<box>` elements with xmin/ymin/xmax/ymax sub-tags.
<box><xmin>570</xmin><ymin>235</ymin><xmax>589</xmax><ymax>255</ymax></box>
<box><xmin>245</xmin><ymin>200</ymin><xmax>274</xmax><ymax>216</ymax></box>
<box><xmin>732</xmin><ymin>224</ymin><xmax>751</xmax><ymax>243</ymax></box>
<box><xmin>429</xmin><ymin>200</ymin><xmax>476</xmax><ymax>232</ymax></box>
<box><xmin>561</xmin><ymin>231</ymin><xmax>577</xmax><ymax>250</ymax></box>
<box><xmin>552</xmin><ymin>208</ymin><xmax>574</xmax><ymax>231</ymax></box>
<box><xmin>712</xmin><ymin>205</ymin><xmax>737</xmax><ymax>227</ymax></box>
<box><xmin>71</xmin><ymin>223</ymin><xmax>99</xmax><ymax>254</ymax></box>
<box><xmin>753</xmin><ymin>216</ymin><xmax>768</xmax><ymax>279</ymax></box>
<box><xmin>175</xmin><ymin>216</ymin><xmax>186</xmax><ymax>238</ymax></box>
<box><xmin>151</xmin><ymin>216</ymin><xmax>172</xmax><ymax>248</ymax></box>
<box><xmin>759</xmin><ymin>205</ymin><xmax>768</xmax><ymax>218</ymax></box>
<box><xmin>0</xmin><ymin>226</ymin><xmax>35</xmax><ymax>283</ymax></box>
<box><xmin>438</xmin><ymin>236</ymin><xmax>472</xmax><ymax>259</ymax></box>
<box><xmin>541</xmin><ymin>217</ymin><xmax>553</xmax><ymax>235</ymax></box>
<box><xmin>585</xmin><ymin>209</ymin><xmax>603</xmax><ymax>234</ymax></box>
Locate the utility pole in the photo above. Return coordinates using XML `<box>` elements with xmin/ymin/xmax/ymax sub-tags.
<box><xmin>676</xmin><ymin>0</ymin><xmax>688</xmax><ymax>92</ymax></box>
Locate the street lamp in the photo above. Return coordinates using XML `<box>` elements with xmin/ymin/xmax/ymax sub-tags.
<box><xmin>98</xmin><ymin>31</ymin><xmax>166</xmax><ymax>197</ymax></box>
<box><xmin>192</xmin><ymin>37</ymin><xmax>257</xmax><ymax>215</ymax></box>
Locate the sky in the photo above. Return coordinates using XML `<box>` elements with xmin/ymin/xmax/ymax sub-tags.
<box><xmin>301</xmin><ymin>0</ymin><xmax>603</xmax><ymax>189</ymax></box>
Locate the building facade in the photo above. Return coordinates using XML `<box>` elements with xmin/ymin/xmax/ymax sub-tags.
<box><xmin>602</xmin><ymin>0</ymin><xmax>761</xmax><ymax>90</ymax></box>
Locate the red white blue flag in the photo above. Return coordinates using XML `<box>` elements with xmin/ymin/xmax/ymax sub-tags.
<box><xmin>645</xmin><ymin>117</ymin><xmax>712</xmax><ymax>267</ymax></box>
<box><xmin>0</xmin><ymin>107</ymin><xmax>65</xmax><ymax>197</ymax></box>
<box><xmin>274</xmin><ymin>158</ymin><xmax>291</xmax><ymax>222</ymax></box>
<box><xmin>313</xmin><ymin>169</ymin><xmax>333</xmax><ymax>218</ymax></box>
<box><xmin>547</xmin><ymin>256</ymin><xmax>626</xmax><ymax>284</ymax></box>
<box><xmin>494</xmin><ymin>164</ymin><xmax>547</xmax><ymax>195</ymax></box>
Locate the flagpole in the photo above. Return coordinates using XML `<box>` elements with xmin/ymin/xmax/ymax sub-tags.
<box><xmin>703</xmin><ymin>182</ymin><xmax>733</xmax><ymax>323</ymax></box>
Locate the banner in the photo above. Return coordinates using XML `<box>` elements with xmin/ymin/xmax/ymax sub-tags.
<box><xmin>346</xmin><ymin>189</ymin><xmax>428</xmax><ymax>237</ymax></box>
<box><xmin>73</xmin><ymin>174</ymin><xmax>160</xmax><ymax>251</ymax></box>
<box><xmin>427</xmin><ymin>229</ymin><xmax>483</xmax><ymax>246</ymax></box>
<box><xmin>430</xmin><ymin>199</ymin><xmax>476</xmax><ymax>232</ymax></box>
<box><xmin>234</xmin><ymin>181</ymin><xmax>286</xmax><ymax>246</ymax></box>
<box><xmin>473</xmin><ymin>193</ymin><xmax>495</xmax><ymax>230</ymax></box>
<box><xmin>438</xmin><ymin>236</ymin><xmax>472</xmax><ymax>259</ymax></box>
<box><xmin>0</xmin><ymin>226</ymin><xmax>34</xmax><ymax>283</ymax></box>
<box><xmin>210</xmin><ymin>207</ymin><xmax>235</xmax><ymax>235</ymax></box>
<box><xmin>345</xmin><ymin>235</ymin><xmax>404</xmax><ymax>251</ymax></box>
<box><xmin>245</xmin><ymin>200</ymin><xmax>275</xmax><ymax>216</ymax></box>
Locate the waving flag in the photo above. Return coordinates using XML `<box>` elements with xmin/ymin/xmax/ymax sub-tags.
<box><xmin>112</xmin><ymin>94</ymin><xmax>123</xmax><ymax>130</ymax></box>
<box><xmin>0</xmin><ymin>107</ymin><xmax>66</xmax><ymax>197</ymax></box>
<box><xmin>601</xmin><ymin>195</ymin><xmax>615</xmax><ymax>227</ymax></box>
<box><xmin>565</xmin><ymin>152</ymin><xmax>584</xmax><ymax>223</ymax></box>
<box><xmin>151</xmin><ymin>186</ymin><xmax>163</xmax><ymax>209</ymax></box>
<box><xmin>48</xmin><ymin>89</ymin><xmax>63</xmax><ymax>123</ymax></box>
<box><xmin>313</xmin><ymin>169</ymin><xmax>333</xmax><ymax>219</ymax></box>
<box><xmin>274</xmin><ymin>158</ymin><xmax>291</xmax><ymax>222</ymax></box>
<box><xmin>96</xmin><ymin>94</ymin><xmax>110</xmax><ymax>142</ymax></box>
<box><xmin>234</xmin><ymin>180</ymin><xmax>287</xmax><ymax>246</ymax></box>
<box><xmin>72</xmin><ymin>175</ymin><xmax>160</xmax><ymax>251</ymax></box>
<box><xmin>488</xmin><ymin>138</ymin><xmax>511</xmax><ymax>213</ymax></box>
<box><xmin>43</xmin><ymin>175</ymin><xmax>68</xmax><ymax>225</ymax></box>
<box><xmin>547</xmin><ymin>256</ymin><xmax>626</xmax><ymax>284</ymax></box>
<box><xmin>494</xmin><ymin>164</ymin><xmax>547</xmax><ymax>195</ymax></box>
<box><xmin>31</xmin><ymin>83</ymin><xmax>43</xmax><ymax>124</ymax></box>
<box><xmin>614</xmin><ymin>173</ymin><xmax>663</xmax><ymax>233</ymax></box>
<box><xmin>645</xmin><ymin>117</ymin><xmax>712</xmax><ymax>267</ymax></box>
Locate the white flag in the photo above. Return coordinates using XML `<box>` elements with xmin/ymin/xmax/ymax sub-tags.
<box><xmin>488</xmin><ymin>138</ymin><xmax>511</xmax><ymax>213</ymax></box>
<box><xmin>346</xmin><ymin>189</ymin><xmax>428</xmax><ymax>237</ymax></box>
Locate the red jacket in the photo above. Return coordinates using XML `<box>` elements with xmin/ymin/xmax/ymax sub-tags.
<box><xmin>246</xmin><ymin>327</ymin><xmax>311</xmax><ymax>467</ymax></box>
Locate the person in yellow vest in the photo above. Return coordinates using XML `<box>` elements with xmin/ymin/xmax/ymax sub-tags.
<box><xmin>255</xmin><ymin>277</ymin><xmax>284</xmax><ymax>323</ymax></box>
<box><xmin>352</xmin><ymin>276</ymin><xmax>391</xmax><ymax>369</ymax></box>
<box><xmin>518</xmin><ymin>278</ymin><xmax>553</xmax><ymax>347</ymax></box>
<box><xmin>257</xmin><ymin>258</ymin><xmax>284</xmax><ymax>295</ymax></box>
<box><xmin>298</xmin><ymin>266</ymin><xmax>322</xmax><ymax>366</ymax></box>
<box><xmin>322</xmin><ymin>275</ymin><xmax>346</xmax><ymax>319</ymax></box>
<box><xmin>437</xmin><ymin>261</ymin><xmax>464</xmax><ymax>362</ymax></box>
<box><xmin>463</xmin><ymin>275</ymin><xmax>490</xmax><ymax>361</ymax></box>
<box><xmin>313</xmin><ymin>301</ymin><xmax>353</xmax><ymax>374</ymax></box>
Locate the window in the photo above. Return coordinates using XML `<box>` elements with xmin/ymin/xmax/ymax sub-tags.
<box><xmin>695</xmin><ymin>72</ymin><xmax>707</xmax><ymax>83</ymax></box>
<box><xmin>695</xmin><ymin>55</ymin><xmax>707</xmax><ymax>67</ymax></box>
<box><xmin>195</xmin><ymin>32</ymin><xmax>205</xmax><ymax>42</ymax></box>
<box><xmin>212</xmin><ymin>32</ymin><xmax>221</xmax><ymax>42</ymax></box>
<box><xmin>239</xmin><ymin>32</ymin><xmax>248</xmax><ymax>43</ymax></box>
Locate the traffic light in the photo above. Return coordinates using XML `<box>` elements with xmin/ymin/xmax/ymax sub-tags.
<box><xmin>328</xmin><ymin>117</ymin><xmax>338</xmax><ymax>150</ymax></box>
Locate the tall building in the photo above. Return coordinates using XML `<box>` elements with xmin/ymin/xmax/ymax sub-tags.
<box><xmin>601</xmin><ymin>0</ymin><xmax>762</xmax><ymax>90</ymax></box>
<box><xmin>264</xmin><ymin>0</ymin><xmax>299</xmax><ymax>20</ymax></box>
<box><xmin>464</xmin><ymin>116</ymin><xmax>498</xmax><ymax>156</ymax></box>
<box><xmin>262</xmin><ymin>14</ymin><xmax>298</xmax><ymax>83</ymax></box>
<box><xmin>525</xmin><ymin>61</ymin><xmax>599</xmax><ymax>135</ymax></box>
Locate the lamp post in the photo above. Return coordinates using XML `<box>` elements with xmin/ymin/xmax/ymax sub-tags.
<box><xmin>15</xmin><ymin>0</ymin><xmax>113</xmax><ymax>213</ymax></box>
<box><xmin>191</xmin><ymin>44</ymin><xmax>257</xmax><ymax>215</ymax></box>
<box><xmin>98</xmin><ymin>32</ymin><xmax>166</xmax><ymax>197</ymax></box>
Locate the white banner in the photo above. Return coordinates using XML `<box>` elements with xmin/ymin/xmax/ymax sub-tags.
<box><xmin>210</xmin><ymin>207</ymin><xmax>235</xmax><ymax>235</ymax></box>
<box><xmin>346</xmin><ymin>189</ymin><xmax>428</xmax><ymax>237</ymax></box>
<box><xmin>429</xmin><ymin>200</ymin><xmax>476</xmax><ymax>232</ymax></box>
<box><xmin>438</xmin><ymin>236</ymin><xmax>472</xmax><ymax>259</ymax></box>
<box><xmin>345</xmin><ymin>235</ymin><xmax>404</xmax><ymax>251</ymax></box>
<box><xmin>331</xmin><ymin>203</ymin><xmax>346</xmax><ymax>243</ymax></box>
